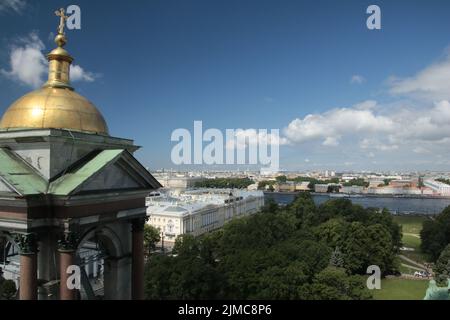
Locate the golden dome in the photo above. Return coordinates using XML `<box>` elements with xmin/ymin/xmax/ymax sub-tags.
<box><xmin>0</xmin><ymin>8</ymin><xmax>109</xmax><ymax>135</ymax></box>
<box><xmin>0</xmin><ymin>87</ymin><xmax>109</xmax><ymax>135</ymax></box>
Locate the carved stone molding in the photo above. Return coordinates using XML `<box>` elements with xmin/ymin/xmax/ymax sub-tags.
<box><xmin>14</xmin><ymin>233</ymin><xmax>38</xmax><ymax>255</ymax></box>
<box><xmin>57</xmin><ymin>231</ymin><xmax>79</xmax><ymax>252</ymax></box>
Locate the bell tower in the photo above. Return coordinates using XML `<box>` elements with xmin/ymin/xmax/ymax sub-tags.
<box><xmin>0</xmin><ymin>9</ymin><xmax>161</xmax><ymax>300</ymax></box>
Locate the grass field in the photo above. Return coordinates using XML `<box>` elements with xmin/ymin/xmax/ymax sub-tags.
<box><xmin>372</xmin><ymin>215</ymin><xmax>431</xmax><ymax>300</ymax></box>
<box><xmin>393</xmin><ymin>215</ymin><xmax>428</xmax><ymax>236</ymax></box>
<box><xmin>373</xmin><ymin>278</ymin><xmax>429</xmax><ymax>300</ymax></box>
<box><xmin>393</xmin><ymin>215</ymin><xmax>430</xmax><ymax>264</ymax></box>
<box><xmin>402</xmin><ymin>234</ymin><xmax>421</xmax><ymax>250</ymax></box>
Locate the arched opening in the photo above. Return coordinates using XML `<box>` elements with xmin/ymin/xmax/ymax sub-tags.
<box><xmin>76</xmin><ymin>227</ymin><xmax>123</xmax><ymax>300</ymax></box>
<box><xmin>0</xmin><ymin>233</ymin><xmax>20</xmax><ymax>293</ymax></box>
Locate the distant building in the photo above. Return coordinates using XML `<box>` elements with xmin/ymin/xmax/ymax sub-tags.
<box><xmin>315</xmin><ymin>184</ymin><xmax>330</xmax><ymax>193</ymax></box>
<box><xmin>366</xmin><ymin>187</ymin><xmax>422</xmax><ymax>195</ymax></box>
<box><xmin>296</xmin><ymin>181</ymin><xmax>311</xmax><ymax>191</ymax></box>
<box><xmin>275</xmin><ymin>181</ymin><xmax>296</xmax><ymax>192</ymax></box>
<box><xmin>146</xmin><ymin>189</ymin><xmax>264</xmax><ymax>249</ymax></box>
<box><xmin>424</xmin><ymin>179</ymin><xmax>450</xmax><ymax>196</ymax></box>
<box><xmin>341</xmin><ymin>185</ymin><xmax>364</xmax><ymax>194</ymax></box>
<box><xmin>368</xmin><ymin>179</ymin><xmax>385</xmax><ymax>188</ymax></box>
<box><xmin>153</xmin><ymin>174</ymin><xmax>205</xmax><ymax>189</ymax></box>
<box><xmin>389</xmin><ymin>179</ymin><xmax>418</xmax><ymax>188</ymax></box>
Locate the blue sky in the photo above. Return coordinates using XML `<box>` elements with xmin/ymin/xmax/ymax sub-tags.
<box><xmin>2</xmin><ymin>0</ymin><xmax>450</xmax><ymax>171</ymax></box>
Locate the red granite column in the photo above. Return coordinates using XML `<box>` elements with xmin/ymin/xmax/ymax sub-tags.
<box><xmin>17</xmin><ymin>233</ymin><xmax>38</xmax><ymax>300</ymax></box>
<box><xmin>59</xmin><ymin>250</ymin><xmax>76</xmax><ymax>300</ymax></box>
<box><xmin>58</xmin><ymin>231</ymin><xmax>78</xmax><ymax>300</ymax></box>
<box><xmin>131</xmin><ymin>218</ymin><xmax>145</xmax><ymax>300</ymax></box>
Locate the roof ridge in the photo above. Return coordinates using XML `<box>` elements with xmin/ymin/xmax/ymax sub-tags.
<box><xmin>0</xmin><ymin>147</ymin><xmax>48</xmax><ymax>195</ymax></box>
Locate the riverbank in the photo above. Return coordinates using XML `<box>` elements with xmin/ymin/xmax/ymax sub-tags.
<box><xmin>264</xmin><ymin>192</ymin><xmax>450</xmax><ymax>215</ymax></box>
<box><xmin>264</xmin><ymin>191</ymin><xmax>450</xmax><ymax>200</ymax></box>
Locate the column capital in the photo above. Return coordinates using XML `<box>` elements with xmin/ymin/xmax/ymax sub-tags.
<box><xmin>58</xmin><ymin>231</ymin><xmax>79</xmax><ymax>252</ymax></box>
<box><xmin>14</xmin><ymin>233</ymin><xmax>38</xmax><ymax>255</ymax></box>
<box><xmin>132</xmin><ymin>217</ymin><xmax>146</xmax><ymax>232</ymax></box>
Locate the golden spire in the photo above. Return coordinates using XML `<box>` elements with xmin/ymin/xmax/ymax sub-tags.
<box><xmin>43</xmin><ymin>8</ymin><xmax>74</xmax><ymax>90</ymax></box>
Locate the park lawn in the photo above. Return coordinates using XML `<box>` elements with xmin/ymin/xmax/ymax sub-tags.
<box><xmin>393</xmin><ymin>215</ymin><xmax>431</xmax><ymax>264</ymax></box>
<box><xmin>393</xmin><ymin>215</ymin><xmax>428</xmax><ymax>235</ymax></box>
<box><xmin>373</xmin><ymin>278</ymin><xmax>429</xmax><ymax>300</ymax></box>
<box><xmin>402</xmin><ymin>234</ymin><xmax>421</xmax><ymax>250</ymax></box>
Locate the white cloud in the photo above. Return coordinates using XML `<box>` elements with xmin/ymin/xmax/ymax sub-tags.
<box><xmin>350</xmin><ymin>74</ymin><xmax>365</xmax><ymax>84</ymax></box>
<box><xmin>281</xmin><ymin>98</ymin><xmax>450</xmax><ymax>162</ymax></box>
<box><xmin>359</xmin><ymin>138</ymin><xmax>398</xmax><ymax>151</ymax></box>
<box><xmin>0</xmin><ymin>32</ymin><xmax>46</xmax><ymax>88</ymax></box>
<box><xmin>281</xmin><ymin>47</ymin><xmax>450</xmax><ymax>169</ymax></box>
<box><xmin>353</xmin><ymin>100</ymin><xmax>377</xmax><ymax>110</ymax></box>
<box><xmin>0</xmin><ymin>0</ymin><xmax>26</xmax><ymax>14</ymax></box>
<box><xmin>283</xmin><ymin>101</ymin><xmax>393</xmax><ymax>146</ymax></box>
<box><xmin>227</xmin><ymin>129</ymin><xmax>289</xmax><ymax>150</ymax></box>
<box><xmin>389</xmin><ymin>53</ymin><xmax>450</xmax><ymax>100</ymax></box>
<box><xmin>322</xmin><ymin>136</ymin><xmax>339</xmax><ymax>147</ymax></box>
<box><xmin>70</xmin><ymin>65</ymin><xmax>96</xmax><ymax>82</ymax></box>
<box><xmin>1</xmin><ymin>32</ymin><xmax>98</xmax><ymax>88</ymax></box>
<box><xmin>413</xmin><ymin>146</ymin><xmax>430</xmax><ymax>154</ymax></box>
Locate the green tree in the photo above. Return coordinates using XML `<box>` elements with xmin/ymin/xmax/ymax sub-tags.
<box><xmin>341</xmin><ymin>222</ymin><xmax>396</xmax><ymax>275</ymax></box>
<box><xmin>195</xmin><ymin>178</ymin><xmax>254</xmax><ymax>189</ymax></box>
<box><xmin>288</xmin><ymin>192</ymin><xmax>317</xmax><ymax>227</ymax></box>
<box><xmin>309</xmin><ymin>267</ymin><xmax>372</xmax><ymax>300</ymax></box>
<box><xmin>364</xmin><ymin>224</ymin><xmax>397</xmax><ymax>274</ymax></box>
<box><xmin>295</xmin><ymin>240</ymin><xmax>331</xmax><ymax>278</ymax></box>
<box><xmin>254</xmin><ymin>261</ymin><xmax>309</xmax><ymax>299</ymax></box>
<box><xmin>145</xmin><ymin>235</ymin><xmax>226</xmax><ymax>299</ymax></box>
<box><xmin>314</xmin><ymin>218</ymin><xmax>347</xmax><ymax>248</ymax></box>
<box><xmin>435</xmin><ymin>244</ymin><xmax>450</xmax><ymax>286</ymax></box>
<box><xmin>317</xmin><ymin>199</ymin><xmax>355</xmax><ymax>223</ymax></box>
<box><xmin>367</xmin><ymin>208</ymin><xmax>402</xmax><ymax>250</ymax></box>
<box><xmin>421</xmin><ymin>207</ymin><xmax>450</xmax><ymax>261</ymax></box>
<box><xmin>329</xmin><ymin>247</ymin><xmax>345</xmax><ymax>268</ymax></box>
<box><xmin>342</xmin><ymin>178</ymin><xmax>369</xmax><ymax>187</ymax></box>
<box><xmin>143</xmin><ymin>195</ymin><xmax>399</xmax><ymax>300</ymax></box>
<box><xmin>144</xmin><ymin>224</ymin><xmax>161</xmax><ymax>255</ymax></box>
<box><xmin>261</xmin><ymin>198</ymin><xmax>279</xmax><ymax>214</ymax></box>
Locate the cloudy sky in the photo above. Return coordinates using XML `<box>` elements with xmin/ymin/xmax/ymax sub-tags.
<box><xmin>2</xmin><ymin>0</ymin><xmax>450</xmax><ymax>171</ymax></box>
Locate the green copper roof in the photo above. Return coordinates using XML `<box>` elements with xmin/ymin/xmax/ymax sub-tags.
<box><xmin>0</xmin><ymin>148</ymin><xmax>47</xmax><ymax>195</ymax></box>
<box><xmin>49</xmin><ymin>149</ymin><xmax>124</xmax><ymax>195</ymax></box>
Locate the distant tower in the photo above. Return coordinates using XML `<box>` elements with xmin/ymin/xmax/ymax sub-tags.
<box><xmin>0</xmin><ymin>9</ymin><xmax>161</xmax><ymax>300</ymax></box>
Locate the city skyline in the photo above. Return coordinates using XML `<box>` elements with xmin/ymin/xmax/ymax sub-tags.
<box><xmin>2</xmin><ymin>1</ymin><xmax>450</xmax><ymax>171</ymax></box>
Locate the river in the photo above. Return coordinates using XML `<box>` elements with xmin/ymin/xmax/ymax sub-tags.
<box><xmin>264</xmin><ymin>192</ymin><xmax>450</xmax><ymax>215</ymax></box>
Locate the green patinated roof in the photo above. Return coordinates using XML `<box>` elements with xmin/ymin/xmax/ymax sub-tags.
<box><xmin>0</xmin><ymin>148</ymin><xmax>47</xmax><ymax>195</ymax></box>
<box><xmin>0</xmin><ymin>147</ymin><xmax>159</xmax><ymax>197</ymax></box>
<box><xmin>48</xmin><ymin>149</ymin><xmax>124</xmax><ymax>195</ymax></box>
